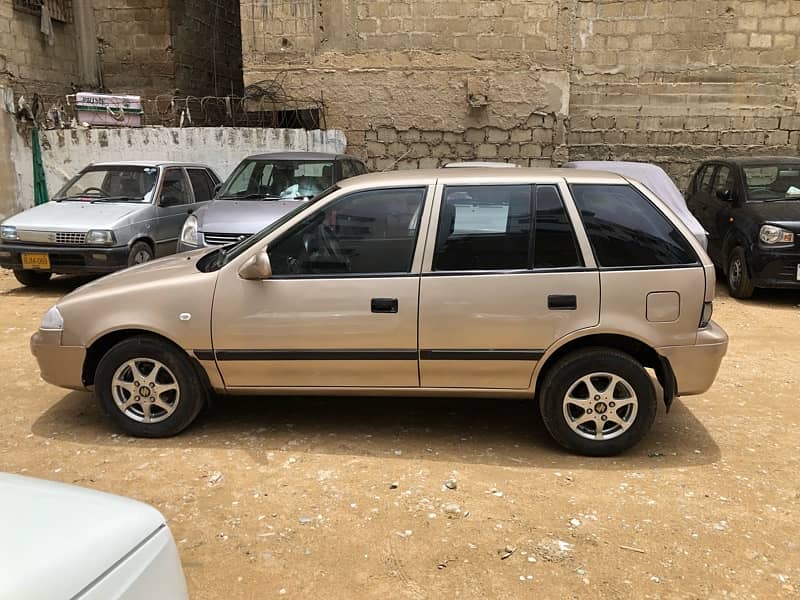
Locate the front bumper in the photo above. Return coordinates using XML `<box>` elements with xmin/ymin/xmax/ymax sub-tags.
<box><xmin>749</xmin><ymin>248</ymin><xmax>800</xmax><ymax>288</ymax></box>
<box><xmin>656</xmin><ymin>321</ymin><xmax>728</xmax><ymax>397</ymax></box>
<box><xmin>30</xmin><ymin>330</ymin><xmax>86</xmax><ymax>390</ymax></box>
<box><xmin>0</xmin><ymin>242</ymin><xmax>129</xmax><ymax>274</ymax></box>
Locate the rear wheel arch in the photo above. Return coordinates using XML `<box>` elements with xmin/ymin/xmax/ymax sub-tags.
<box><xmin>533</xmin><ymin>333</ymin><xmax>666</xmax><ymax>399</ymax></box>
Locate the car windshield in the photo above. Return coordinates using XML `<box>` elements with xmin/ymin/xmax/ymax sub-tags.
<box><xmin>53</xmin><ymin>165</ymin><xmax>159</xmax><ymax>202</ymax></box>
<box><xmin>743</xmin><ymin>164</ymin><xmax>800</xmax><ymax>201</ymax></box>
<box><xmin>218</xmin><ymin>159</ymin><xmax>335</xmax><ymax>201</ymax></box>
<box><xmin>198</xmin><ymin>186</ymin><xmax>340</xmax><ymax>273</ymax></box>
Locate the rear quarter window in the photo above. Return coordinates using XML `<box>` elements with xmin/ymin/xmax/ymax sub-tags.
<box><xmin>571</xmin><ymin>184</ymin><xmax>698</xmax><ymax>268</ymax></box>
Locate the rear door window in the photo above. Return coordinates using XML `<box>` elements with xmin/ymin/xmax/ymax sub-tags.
<box><xmin>534</xmin><ymin>185</ymin><xmax>582</xmax><ymax>268</ymax></box>
<box><xmin>187</xmin><ymin>169</ymin><xmax>215</xmax><ymax>203</ymax></box>
<box><xmin>571</xmin><ymin>184</ymin><xmax>697</xmax><ymax>268</ymax></box>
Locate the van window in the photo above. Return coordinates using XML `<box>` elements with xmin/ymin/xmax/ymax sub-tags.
<box><xmin>269</xmin><ymin>187</ymin><xmax>426</xmax><ymax>276</ymax></box>
<box><xmin>433</xmin><ymin>185</ymin><xmax>532</xmax><ymax>271</ymax></box>
<box><xmin>571</xmin><ymin>184</ymin><xmax>697</xmax><ymax>268</ymax></box>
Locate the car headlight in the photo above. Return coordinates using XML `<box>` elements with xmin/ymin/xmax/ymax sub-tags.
<box><xmin>180</xmin><ymin>215</ymin><xmax>199</xmax><ymax>245</ymax></box>
<box><xmin>759</xmin><ymin>224</ymin><xmax>795</xmax><ymax>245</ymax></box>
<box><xmin>1</xmin><ymin>225</ymin><xmax>18</xmax><ymax>241</ymax></box>
<box><xmin>40</xmin><ymin>306</ymin><xmax>64</xmax><ymax>331</ymax></box>
<box><xmin>85</xmin><ymin>229</ymin><xmax>115</xmax><ymax>246</ymax></box>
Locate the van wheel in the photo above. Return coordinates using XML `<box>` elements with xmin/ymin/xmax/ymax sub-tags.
<box><xmin>128</xmin><ymin>241</ymin><xmax>154</xmax><ymax>267</ymax></box>
<box><xmin>727</xmin><ymin>246</ymin><xmax>754</xmax><ymax>299</ymax></box>
<box><xmin>13</xmin><ymin>269</ymin><xmax>52</xmax><ymax>287</ymax></box>
<box><xmin>539</xmin><ymin>348</ymin><xmax>657</xmax><ymax>456</ymax></box>
<box><xmin>95</xmin><ymin>336</ymin><xmax>206</xmax><ymax>437</ymax></box>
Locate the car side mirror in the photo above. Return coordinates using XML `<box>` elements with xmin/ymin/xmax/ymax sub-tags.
<box><xmin>238</xmin><ymin>251</ymin><xmax>272</xmax><ymax>280</ymax></box>
<box><xmin>160</xmin><ymin>192</ymin><xmax>182</xmax><ymax>207</ymax></box>
<box><xmin>716</xmin><ymin>189</ymin><xmax>733</xmax><ymax>202</ymax></box>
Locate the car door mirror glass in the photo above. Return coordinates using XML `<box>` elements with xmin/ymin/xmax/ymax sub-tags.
<box><xmin>238</xmin><ymin>251</ymin><xmax>272</xmax><ymax>280</ymax></box>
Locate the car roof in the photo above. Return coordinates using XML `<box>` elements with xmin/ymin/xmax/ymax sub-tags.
<box><xmin>89</xmin><ymin>160</ymin><xmax>213</xmax><ymax>168</ymax></box>
<box><xmin>337</xmin><ymin>168</ymin><xmax>628</xmax><ymax>189</ymax></box>
<box><xmin>242</xmin><ymin>151</ymin><xmax>358</xmax><ymax>161</ymax></box>
<box><xmin>705</xmin><ymin>156</ymin><xmax>800</xmax><ymax>166</ymax></box>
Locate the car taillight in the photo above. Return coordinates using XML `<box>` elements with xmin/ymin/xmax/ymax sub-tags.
<box><xmin>699</xmin><ymin>302</ymin><xmax>713</xmax><ymax>328</ymax></box>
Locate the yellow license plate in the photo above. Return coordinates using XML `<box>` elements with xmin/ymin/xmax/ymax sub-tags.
<box><xmin>21</xmin><ymin>253</ymin><xmax>51</xmax><ymax>270</ymax></box>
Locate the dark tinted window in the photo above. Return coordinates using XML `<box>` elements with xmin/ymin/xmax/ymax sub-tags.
<box><xmin>699</xmin><ymin>166</ymin><xmax>715</xmax><ymax>192</ymax></box>
<box><xmin>713</xmin><ymin>166</ymin><xmax>733</xmax><ymax>196</ymax></box>
<box><xmin>534</xmin><ymin>186</ymin><xmax>582</xmax><ymax>268</ymax></box>
<box><xmin>269</xmin><ymin>187</ymin><xmax>426</xmax><ymax>275</ymax></box>
<box><xmin>341</xmin><ymin>160</ymin><xmax>358</xmax><ymax>179</ymax></box>
<box><xmin>160</xmin><ymin>169</ymin><xmax>190</xmax><ymax>206</ymax></box>
<box><xmin>571</xmin><ymin>184</ymin><xmax>697</xmax><ymax>268</ymax></box>
<box><xmin>433</xmin><ymin>185</ymin><xmax>532</xmax><ymax>271</ymax></box>
<box><xmin>187</xmin><ymin>169</ymin><xmax>215</xmax><ymax>203</ymax></box>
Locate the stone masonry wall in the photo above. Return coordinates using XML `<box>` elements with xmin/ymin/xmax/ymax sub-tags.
<box><xmin>241</xmin><ymin>0</ymin><xmax>800</xmax><ymax>187</ymax></box>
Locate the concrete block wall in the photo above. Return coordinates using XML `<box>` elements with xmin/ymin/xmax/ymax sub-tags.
<box><xmin>242</xmin><ymin>0</ymin><xmax>800</xmax><ymax>187</ymax></box>
<box><xmin>0</xmin><ymin>1</ymin><xmax>80</xmax><ymax>94</ymax></box>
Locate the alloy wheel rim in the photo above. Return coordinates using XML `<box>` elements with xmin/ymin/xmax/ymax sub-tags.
<box><xmin>111</xmin><ymin>358</ymin><xmax>180</xmax><ymax>423</ymax></box>
<box><xmin>562</xmin><ymin>372</ymin><xmax>638</xmax><ymax>441</ymax></box>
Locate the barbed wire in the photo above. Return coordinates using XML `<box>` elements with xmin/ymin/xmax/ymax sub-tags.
<box><xmin>13</xmin><ymin>79</ymin><xmax>326</xmax><ymax>130</ymax></box>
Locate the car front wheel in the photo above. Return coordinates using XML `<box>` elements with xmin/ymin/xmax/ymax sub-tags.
<box><xmin>727</xmin><ymin>246</ymin><xmax>755</xmax><ymax>299</ymax></box>
<box><xmin>539</xmin><ymin>348</ymin><xmax>657</xmax><ymax>456</ymax></box>
<box><xmin>95</xmin><ymin>336</ymin><xmax>207</xmax><ymax>437</ymax></box>
<box><xmin>13</xmin><ymin>269</ymin><xmax>52</xmax><ymax>287</ymax></box>
<box><xmin>128</xmin><ymin>241</ymin><xmax>154</xmax><ymax>267</ymax></box>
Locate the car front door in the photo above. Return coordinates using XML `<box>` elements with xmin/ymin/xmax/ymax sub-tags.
<box><xmin>706</xmin><ymin>165</ymin><xmax>737</xmax><ymax>256</ymax></box>
<box><xmin>156</xmin><ymin>168</ymin><xmax>195</xmax><ymax>256</ymax></box>
<box><xmin>211</xmin><ymin>185</ymin><xmax>433</xmax><ymax>388</ymax></box>
<box><xmin>418</xmin><ymin>182</ymin><xmax>600</xmax><ymax>389</ymax></box>
<box><xmin>687</xmin><ymin>164</ymin><xmax>719</xmax><ymax>259</ymax></box>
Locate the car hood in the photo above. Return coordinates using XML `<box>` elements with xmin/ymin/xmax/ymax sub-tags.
<box><xmin>2</xmin><ymin>200</ymin><xmax>149</xmax><ymax>230</ymax></box>
<box><xmin>64</xmin><ymin>248</ymin><xmax>211</xmax><ymax>299</ymax></box>
<box><xmin>743</xmin><ymin>200</ymin><xmax>800</xmax><ymax>225</ymax></box>
<box><xmin>195</xmin><ymin>199</ymin><xmax>305</xmax><ymax>234</ymax></box>
<box><xmin>0</xmin><ymin>473</ymin><xmax>166</xmax><ymax>600</ymax></box>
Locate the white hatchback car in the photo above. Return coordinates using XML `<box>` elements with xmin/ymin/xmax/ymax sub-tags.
<box><xmin>0</xmin><ymin>473</ymin><xmax>188</xmax><ymax>600</ymax></box>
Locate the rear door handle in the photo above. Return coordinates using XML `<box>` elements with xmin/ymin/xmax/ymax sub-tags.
<box><xmin>548</xmin><ymin>294</ymin><xmax>577</xmax><ymax>310</ymax></box>
<box><xmin>371</xmin><ymin>298</ymin><xmax>398</xmax><ymax>313</ymax></box>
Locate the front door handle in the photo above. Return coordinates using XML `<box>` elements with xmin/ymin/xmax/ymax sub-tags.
<box><xmin>548</xmin><ymin>294</ymin><xmax>577</xmax><ymax>310</ymax></box>
<box><xmin>371</xmin><ymin>298</ymin><xmax>398</xmax><ymax>313</ymax></box>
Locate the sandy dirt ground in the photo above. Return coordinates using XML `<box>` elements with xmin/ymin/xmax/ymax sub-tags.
<box><xmin>0</xmin><ymin>269</ymin><xmax>798</xmax><ymax>599</ymax></box>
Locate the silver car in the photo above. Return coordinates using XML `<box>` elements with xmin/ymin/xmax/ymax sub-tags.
<box><xmin>177</xmin><ymin>152</ymin><xmax>366</xmax><ymax>251</ymax></box>
<box><xmin>0</xmin><ymin>161</ymin><xmax>220</xmax><ymax>286</ymax></box>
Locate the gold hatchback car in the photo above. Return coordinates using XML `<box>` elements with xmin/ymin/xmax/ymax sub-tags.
<box><xmin>32</xmin><ymin>169</ymin><xmax>728</xmax><ymax>455</ymax></box>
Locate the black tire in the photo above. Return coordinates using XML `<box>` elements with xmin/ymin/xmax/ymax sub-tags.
<box><xmin>95</xmin><ymin>336</ymin><xmax>207</xmax><ymax>437</ymax></box>
<box><xmin>13</xmin><ymin>269</ymin><xmax>52</xmax><ymax>287</ymax></box>
<box><xmin>539</xmin><ymin>348</ymin><xmax>657</xmax><ymax>456</ymax></box>
<box><xmin>127</xmin><ymin>241</ymin><xmax>154</xmax><ymax>267</ymax></box>
<box><xmin>727</xmin><ymin>246</ymin><xmax>755</xmax><ymax>299</ymax></box>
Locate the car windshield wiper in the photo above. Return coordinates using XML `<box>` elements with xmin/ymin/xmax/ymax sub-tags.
<box><xmin>89</xmin><ymin>196</ymin><xmax>144</xmax><ymax>203</ymax></box>
<box><xmin>764</xmin><ymin>195</ymin><xmax>800</xmax><ymax>202</ymax></box>
<box><xmin>219</xmin><ymin>193</ymin><xmax>281</xmax><ymax>201</ymax></box>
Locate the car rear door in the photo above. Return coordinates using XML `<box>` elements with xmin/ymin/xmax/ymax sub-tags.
<box><xmin>156</xmin><ymin>168</ymin><xmax>194</xmax><ymax>256</ymax></box>
<box><xmin>210</xmin><ymin>185</ymin><xmax>434</xmax><ymax>388</ymax></box>
<box><xmin>417</xmin><ymin>181</ymin><xmax>600</xmax><ymax>389</ymax></box>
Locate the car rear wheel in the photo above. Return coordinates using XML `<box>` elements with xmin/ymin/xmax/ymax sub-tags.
<box><xmin>539</xmin><ymin>348</ymin><xmax>657</xmax><ymax>456</ymax></box>
<box><xmin>95</xmin><ymin>336</ymin><xmax>207</xmax><ymax>437</ymax></box>
<box><xmin>128</xmin><ymin>241</ymin><xmax>154</xmax><ymax>267</ymax></box>
<box><xmin>13</xmin><ymin>269</ymin><xmax>52</xmax><ymax>287</ymax></box>
<box><xmin>727</xmin><ymin>246</ymin><xmax>755</xmax><ymax>299</ymax></box>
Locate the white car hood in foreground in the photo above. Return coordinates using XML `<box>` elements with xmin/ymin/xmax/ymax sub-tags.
<box><xmin>2</xmin><ymin>200</ymin><xmax>148</xmax><ymax>231</ymax></box>
<box><xmin>0</xmin><ymin>473</ymin><xmax>169</xmax><ymax>599</ymax></box>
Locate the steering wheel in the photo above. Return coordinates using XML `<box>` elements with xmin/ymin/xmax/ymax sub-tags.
<box><xmin>300</xmin><ymin>222</ymin><xmax>351</xmax><ymax>273</ymax></box>
<box><xmin>81</xmin><ymin>186</ymin><xmax>109</xmax><ymax>196</ymax></box>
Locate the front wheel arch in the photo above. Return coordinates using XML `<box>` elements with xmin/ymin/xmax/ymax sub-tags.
<box><xmin>82</xmin><ymin>329</ymin><xmax>212</xmax><ymax>398</ymax></box>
